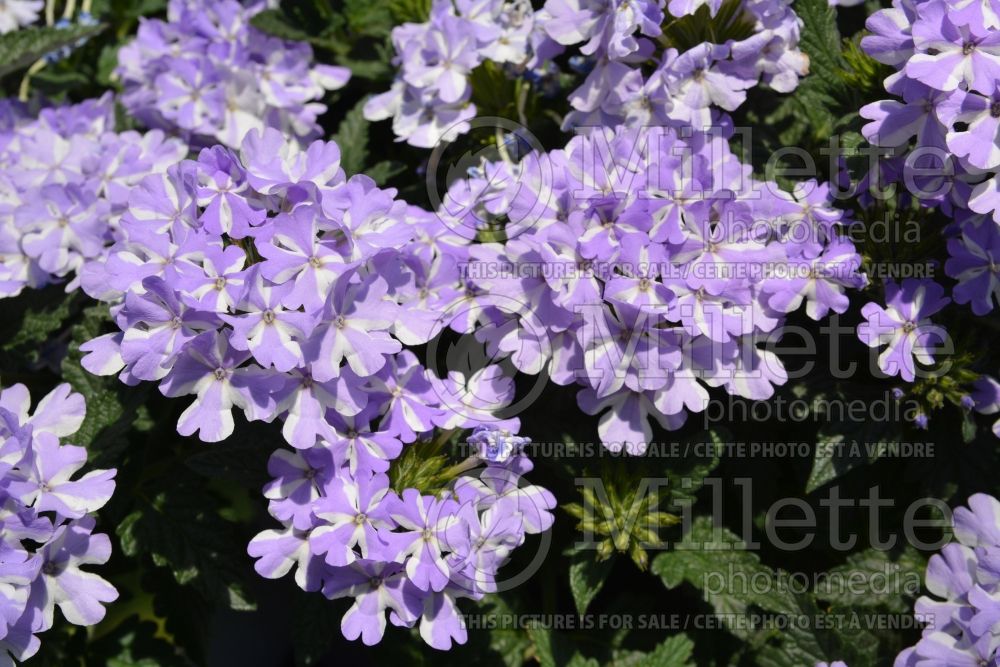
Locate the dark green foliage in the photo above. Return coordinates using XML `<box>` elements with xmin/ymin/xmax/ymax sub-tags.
<box><xmin>4</xmin><ymin>1</ymin><xmax>1000</xmax><ymax>666</ymax></box>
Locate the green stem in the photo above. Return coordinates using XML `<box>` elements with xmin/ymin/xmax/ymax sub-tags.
<box><xmin>18</xmin><ymin>59</ymin><xmax>47</xmax><ymax>102</ymax></box>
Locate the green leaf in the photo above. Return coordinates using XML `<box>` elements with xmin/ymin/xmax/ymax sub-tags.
<box><xmin>758</xmin><ymin>0</ymin><xmax>858</xmax><ymax>155</ymax></box>
<box><xmin>333</xmin><ymin>99</ymin><xmax>370</xmax><ymax>176</ymax></box>
<box><xmin>470</xmin><ymin>60</ymin><xmax>519</xmax><ymax>117</ymax></box>
<box><xmin>813</xmin><ymin>547</ymin><xmax>925</xmax><ymax>613</ymax></box>
<box><xmin>58</xmin><ymin>304</ymin><xmax>148</xmax><ymax>464</ymax></box>
<box><xmin>795</xmin><ymin>0</ymin><xmax>846</xmax><ymax>95</ymax></box>
<box><xmin>765</xmin><ymin>82</ymin><xmax>840</xmax><ymax>146</ymax></box>
<box><xmin>806</xmin><ymin>442</ymin><xmax>867</xmax><ymax>494</ymax></box>
<box><xmin>248</xmin><ymin>5</ymin><xmax>347</xmax><ymax>52</ymax></box>
<box><xmin>109</xmin><ymin>0</ymin><xmax>167</xmax><ymax>20</ymax></box>
<box><xmin>367</xmin><ymin>160</ymin><xmax>407</xmax><ymax>186</ymax></box>
<box><xmin>480</xmin><ymin>596</ymin><xmax>532</xmax><ymax>667</ymax></box>
<box><xmin>652</xmin><ymin>520</ymin><xmax>883</xmax><ymax>666</ymax></box>
<box><xmin>962</xmin><ymin>410</ymin><xmax>978</xmax><ymax>443</ymax></box>
<box><xmin>344</xmin><ymin>0</ymin><xmax>394</xmax><ymax>38</ymax></box>
<box><xmin>97</xmin><ymin>42</ymin><xmax>123</xmax><ymax>86</ymax></box>
<box><xmin>838</xmin><ymin>33</ymin><xmax>894</xmax><ymax>99</ymax></box>
<box><xmin>0</xmin><ymin>286</ymin><xmax>77</xmax><ymax>359</ymax></box>
<box><xmin>249</xmin><ymin>9</ymin><xmax>315</xmax><ymax>43</ymax></box>
<box><xmin>613</xmin><ymin>634</ymin><xmax>696</xmax><ymax>667</ymax></box>
<box><xmin>753</xmin><ymin>596</ymin><xmax>879</xmax><ymax>667</ymax></box>
<box><xmin>0</xmin><ymin>23</ymin><xmax>106</xmax><ymax>78</ymax></box>
<box><xmin>750</xmin><ymin>595</ymin><xmax>829</xmax><ymax>667</ymax></box>
<box><xmin>568</xmin><ymin>551</ymin><xmax>614</xmax><ymax>615</ymax></box>
<box><xmin>389</xmin><ymin>0</ymin><xmax>432</xmax><ymax>22</ymax></box>
<box><xmin>802</xmin><ymin>384</ymin><xmax>904</xmax><ymax>493</ymax></box>
<box><xmin>664</xmin><ymin>428</ymin><xmax>725</xmax><ymax>508</ymax></box>
<box><xmin>651</xmin><ymin>516</ymin><xmax>800</xmax><ymax>637</ymax></box>
<box><xmin>182</xmin><ymin>422</ymin><xmax>278</xmax><ymax>487</ymax></box>
<box><xmin>87</xmin><ymin>616</ymin><xmax>193</xmax><ymax>667</ymax></box>
<box><xmin>289</xmin><ymin>592</ymin><xmax>341</xmax><ymax>666</ymax></box>
<box><xmin>118</xmin><ymin>480</ymin><xmax>257</xmax><ymax>612</ymax></box>
<box><xmin>337</xmin><ymin>49</ymin><xmax>394</xmax><ymax>80</ymax></box>
<box><xmin>527</xmin><ymin>625</ymin><xmax>589</xmax><ymax>667</ymax></box>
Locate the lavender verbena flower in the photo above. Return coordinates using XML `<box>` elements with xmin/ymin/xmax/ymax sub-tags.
<box><xmin>0</xmin><ymin>94</ymin><xmax>187</xmax><ymax>299</ymax></box>
<box><xmin>0</xmin><ymin>383</ymin><xmax>117</xmax><ymax>663</ymax></box>
<box><xmin>248</xmin><ymin>426</ymin><xmax>555</xmax><ymax>650</ymax></box>
<box><xmin>431</xmin><ymin>365</ymin><xmax>522</xmax><ymax>433</ymax></box>
<box><xmin>857</xmin><ymin>278</ymin><xmax>951</xmax><ymax>382</ymax></box>
<box><xmin>364</xmin><ymin>351</ymin><xmax>442</xmax><ymax>444</ymax></box>
<box><xmin>892</xmin><ymin>493</ymin><xmax>1000</xmax><ymax>666</ymax></box>
<box><xmin>945</xmin><ymin>216</ymin><xmax>1000</xmax><ymax>315</ymax></box>
<box><xmin>309</xmin><ymin>472</ymin><xmax>395</xmax><ymax>566</ymax></box>
<box><xmin>158</xmin><ymin>330</ymin><xmax>283</xmax><ymax>442</ymax></box>
<box><xmin>117</xmin><ymin>0</ymin><xmax>350</xmax><ymax>148</ymax></box>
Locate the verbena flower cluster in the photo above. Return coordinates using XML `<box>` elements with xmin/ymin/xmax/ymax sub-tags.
<box><xmin>894</xmin><ymin>493</ymin><xmax>1000</xmax><ymax>665</ymax></box>
<box><xmin>366</xmin><ymin>0</ymin><xmax>808</xmax><ymax>146</ymax></box>
<box><xmin>117</xmin><ymin>0</ymin><xmax>350</xmax><ymax>148</ymax></box>
<box><xmin>861</xmin><ymin>0</ymin><xmax>1000</xmax><ymax>318</ymax></box>
<box><xmin>75</xmin><ymin>126</ymin><xmax>556</xmax><ymax>645</ymax></box>
<box><xmin>248</xmin><ymin>424</ymin><xmax>555</xmax><ymax>649</ymax></box>
<box><xmin>441</xmin><ymin>123</ymin><xmax>864</xmax><ymax>452</ymax></box>
<box><xmin>77</xmin><ymin>125</ymin><xmax>535</xmax><ymax>445</ymax></box>
<box><xmin>541</xmin><ymin>0</ymin><xmax>808</xmax><ymax>132</ymax></box>
<box><xmin>0</xmin><ymin>94</ymin><xmax>186</xmax><ymax>299</ymax></box>
<box><xmin>365</xmin><ymin>0</ymin><xmax>558</xmax><ymax>148</ymax></box>
<box><xmin>0</xmin><ymin>384</ymin><xmax>117</xmax><ymax>663</ymax></box>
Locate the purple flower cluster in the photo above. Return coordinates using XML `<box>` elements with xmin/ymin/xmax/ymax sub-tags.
<box><xmin>443</xmin><ymin>123</ymin><xmax>864</xmax><ymax>453</ymax></box>
<box><xmin>0</xmin><ymin>94</ymin><xmax>187</xmax><ymax>299</ymax></box>
<box><xmin>861</xmin><ymin>0</ymin><xmax>1000</xmax><ymax>316</ymax></box>
<box><xmin>78</xmin><ymin>124</ymin><xmax>540</xmax><ymax>451</ymax></box>
<box><xmin>857</xmin><ymin>278</ymin><xmax>950</xmax><ymax>383</ymax></box>
<box><xmin>0</xmin><ymin>384</ymin><xmax>118</xmax><ymax>663</ymax></box>
<box><xmin>365</xmin><ymin>0</ymin><xmax>559</xmax><ymax>147</ymax></box>
<box><xmin>248</xmin><ymin>424</ymin><xmax>555</xmax><ymax>649</ymax></box>
<box><xmin>367</xmin><ymin>0</ymin><xmax>808</xmax><ymax>146</ymax></box>
<box><xmin>894</xmin><ymin>493</ymin><xmax>1000</xmax><ymax>666</ymax></box>
<box><xmin>117</xmin><ymin>0</ymin><xmax>350</xmax><ymax>148</ymax></box>
<box><xmin>541</xmin><ymin>0</ymin><xmax>808</xmax><ymax>132</ymax></box>
<box><xmin>70</xmin><ymin>122</ymin><xmax>559</xmax><ymax>648</ymax></box>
